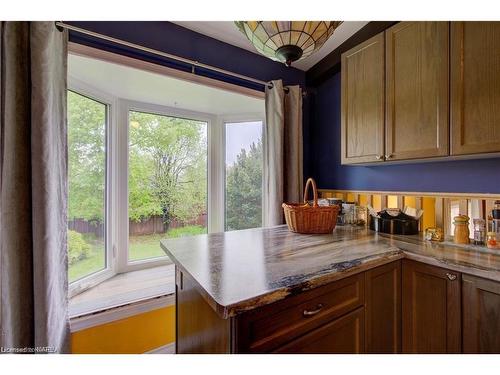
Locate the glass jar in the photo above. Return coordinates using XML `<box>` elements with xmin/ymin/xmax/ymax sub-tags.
<box><xmin>473</xmin><ymin>218</ymin><xmax>486</xmax><ymax>246</ymax></box>
<box><xmin>487</xmin><ymin>232</ymin><xmax>498</xmax><ymax>249</ymax></box>
<box><xmin>342</xmin><ymin>202</ymin><xmax>356</xmax><ymax>225</ymax></box>
<box><xmin>354</xmin><ymin>206</ymin><xmax>366</xmax><ymax>226</ymax></box>
<box><xmin>453</xmin><ymin>215</ymin><xmax>470</xmax><ymax>244</ymax></box>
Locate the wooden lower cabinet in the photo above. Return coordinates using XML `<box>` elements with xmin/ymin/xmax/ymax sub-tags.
<box><xmin>176</xmin><ymin>267</ymin><xmax>232</xmax><ymax>354</ymax></box>
<box><xmin>176</xmin><ymin>260</ymin><xmax>500</xmax><ymax>354</ymax></box>
<box><xmin>462</xmin><ymin>274</ymin><xmax>500</xmax><ymax>353</ymax></box>
<box><xmin>236</xmin><ymin>272</ymin><xmax>365</xmax><ymax>353</ymax></box>
<box><xmin>365</xmin><ymin>261</ymin><xmax>401</xmax><ymax>353</ymax></box>
<box><xmin>176</xmin><ymin>263</ymin><xmax>400</xmax><ymax>354</ymax></box>
<box><xmin>273</xmin><ymin>307</ymin><xmax>365</xmax><ymax>353</ymax></box>
<box><xmin>402</xmin><ymin>259</ymin><xmax>461</xmax><ymax>353</ymax></box>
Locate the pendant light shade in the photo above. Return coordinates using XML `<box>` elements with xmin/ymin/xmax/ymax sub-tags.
<box><xmin>235</xmin><ymin>21</ymin><xmax>342</xmax><ymax>66</ymax></box>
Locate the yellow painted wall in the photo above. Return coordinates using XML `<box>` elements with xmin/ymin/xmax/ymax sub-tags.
<box><xmin>387</xmin><ymin>195</ymin><xmax>398</xmax><ymax>208</ymax></box>
<box><xmin>422</xmin><ymin>197</ymin><xmax>436</xmax><ymax>230</ymax></box>
<box><xmin>358</xmin><ymin>194</ymin><xmax>368</xmax><ymax>206</ymax></box>
<box><xmin>71</xmin><ymin>305</ymin><xmax>175</xmax><ymax>354</ymax></box>
<box><xmin>404</xmin><ymin>196</ymin><xmax>416</xmax><ymax>208</ymax></box>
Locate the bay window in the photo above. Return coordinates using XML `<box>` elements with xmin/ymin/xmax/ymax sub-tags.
<box><xmin>67</xmin><ymin>82</ymin><xmax>264</xmax><ymax>294</ymax></box>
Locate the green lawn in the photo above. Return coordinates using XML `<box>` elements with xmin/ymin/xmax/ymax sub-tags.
<box><xmin>68</xmin><ymin>225</ymin><xmax>206</xmax><ymax>283</ymax></box>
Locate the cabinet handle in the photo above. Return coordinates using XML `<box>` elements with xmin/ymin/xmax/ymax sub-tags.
<box><xmin>303</xmin><ymin>303</ymin><xmax>324</xmax><ymax>317</ymax></box>
<box><xmin>375</xmin><ymin>155</ymin><xmax>384</xmax><ymax>160</ymax></box>
<box><xmin>385</xmin><ymin>154</ymin><xmax>393</xmax><ymax>159</ymax></box>
<box><xmin>446</xmin><ymin>273</ymin><xmax>457</xmax><ymax>281</ymax></box>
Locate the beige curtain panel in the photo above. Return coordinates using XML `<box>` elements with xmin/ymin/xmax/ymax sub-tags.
<box><xmin>263</xmin><ymin>79</ymin><xmax>303</xmax><ymax>227</ymax></box>
<box><xmin>0</xmin><ymin>22</ymin><xmax>69</xmax><ymax>353</ymax></box>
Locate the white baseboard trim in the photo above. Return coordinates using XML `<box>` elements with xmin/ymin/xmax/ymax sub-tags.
<box><xmin>146</xmin><ymin>342</ymin><xmax>175</xmax><ymax>354</ymax></box>
<box><xmin>70</xmin><ymin>294</ymin><xmax>175</xmax><ymax>332</ymax></box>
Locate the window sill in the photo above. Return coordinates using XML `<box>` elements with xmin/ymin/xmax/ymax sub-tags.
<box><xmin>69</xmin><ymin>264</ymin><xmax>175</xmax><ymax>332</ymax></box>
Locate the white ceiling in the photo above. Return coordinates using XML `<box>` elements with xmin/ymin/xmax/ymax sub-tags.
<box><xmin>173</xmin><ymin>21</ymin><xmax>369</xmax><ymax>71</ymax></box>
<box><xmin>68</xmin><ymin>54</ymin><xmax>265</xmax><ymax>116</ymax></box>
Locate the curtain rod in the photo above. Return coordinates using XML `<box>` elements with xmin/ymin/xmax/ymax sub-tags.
<box><xmin>55</xmin><ymin>21</ymin><xmax>271</xmax><ymax>88</ymax></box>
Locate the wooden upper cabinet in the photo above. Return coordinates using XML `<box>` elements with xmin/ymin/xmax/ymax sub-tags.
<box><xmin>462</xmin><ymin>274</ymin><xmax>500</xmax><ymax>353</ymax></box>
<box><xmin>451</xmin><ymin>22</ymin><xmax>500</xmax><ymax>155</ymax></box>
<box><xmin>341</xmin><ymin>33</ymin><xmax>385</xmax><ymax>164</ymax></box>
<box><xmin>402</xmin><ymin>260</ymin><xmax>461</xmax><ymax>353</ymax></box>
<box><xmin>385</xmin><ymin>22</ymin><xmax>449</xmax><ymax>161</ymax></box>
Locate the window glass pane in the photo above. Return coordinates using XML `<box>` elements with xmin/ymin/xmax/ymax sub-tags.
<box><xmin>450</xmin><ymin>200</ymin><xmax>461</xmax><ymax>235</ymax></box>
<box><xmin>67</xmin><ymin>91</ymin><xmax>107</xmax><ymax>282</ymax></box>
<box><xmin>225</xmin><ymin>121</ymin><xmax>263</xmax><ymax>231</ymax></box>
<box><xmin>128</xmin><ymin>110</ymin><xmax>208</xmax><ymax>262</ymax></box>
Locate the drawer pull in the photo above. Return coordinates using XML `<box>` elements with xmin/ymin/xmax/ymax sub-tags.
<box><xmin>446</xmin><ymin>273</ymin><xmax>457</xmax><ymax>281</ymax></box>
<box><xmin>303</xmin><ymin>304</ymin><xmax>324</xmax><ymax>317</ymax></box>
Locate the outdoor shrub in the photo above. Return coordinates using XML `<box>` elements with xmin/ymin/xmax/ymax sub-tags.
<box><xmin>68</xmin><ymin>230</ymin><xmax>91</xmax><ymax>265</ymax></box>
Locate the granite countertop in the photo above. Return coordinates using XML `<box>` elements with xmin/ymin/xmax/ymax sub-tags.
<box><xmin>160</xmin><ymin>225</ymin><xmax>500</xmax><ymax>319</ymax></box>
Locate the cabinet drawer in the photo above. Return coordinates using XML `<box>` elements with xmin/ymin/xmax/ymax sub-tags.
<box><xmin>273</xmin><ymin>307</ymin><xmax>365</xmax><ymax>354</ymax></box>
<box><xmin>235</xmin><ymin>273</ymin><xmax>364</xmax><ymax>353</ymax></box>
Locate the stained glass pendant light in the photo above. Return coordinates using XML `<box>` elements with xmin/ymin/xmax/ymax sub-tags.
<box><xmin>235</xmin><ymin>21</ymin><xmax>342</xmax><ymax>67</ymax></box>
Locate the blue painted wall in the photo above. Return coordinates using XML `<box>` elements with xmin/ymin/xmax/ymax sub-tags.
<box><xmin>67</xmin><ymin>21</ymin><xmax>305</xmax><ymax>90</ymax></box>
<box><xmin>309</xmin><ymin>72</ymin><xmax>500</xmax><ymax>194</ymax></box>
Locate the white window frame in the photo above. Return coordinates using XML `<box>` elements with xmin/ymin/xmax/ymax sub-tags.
<box><xmin>117</xmin><ymin>99</ymin><xmax>217</xmax><ymax>273</ymax></box>
<box><xmin>221</xmin><ymin>114</ymin><xmax>266</xmax><ymax>231</ymax></box>
<box><xmin>67</xmin><ymin>47</ymin><xmax>266</xmax><ymax>295</ymax></box>
<box><xmin>68</xmin><ymin>77</ymin><xmax>118</xmax><ymax>297</ymax></box>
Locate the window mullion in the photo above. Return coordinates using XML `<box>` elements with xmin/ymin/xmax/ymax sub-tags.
<box><xmin>115</xmin><ymin>99</ymin><xmax>130</xmax><ymax>273</ymax></box>
<box><xmin>208</xmin><ymin>115</ymin><xmax>225</xmax><ymax>233</ymax></box>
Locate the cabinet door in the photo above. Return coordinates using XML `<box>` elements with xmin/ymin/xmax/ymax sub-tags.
<box><xmin>385</xmin><ymin>22</ymin><xmax>449</xmax><ymax>161</ymax></box>
<box><xmin>341</xmin><ymin>33</ymin><xmax>385</xmax><ymax>164</ymax></box>
<box><xmin>176</xmin><ymin>268</ymin><xmax>232</xmax><ymax>353</ymax></box>
<box><xmin>463</xmin><ymin>274</ymin><xmax>500</xmax><ymax>353</ymax></box>
<box><xmin>450</xmin><ymin>22</ymin><xmax>500</xmax><ymax>155</ymax></box>
<box><xmin>402</xmin><ymin>260</ymin><xmax>461</xmax><ymax>353</ymax></box>
<box><xmin>365</xmin><ymin>261</ymin><xmax>401</xmax><ymax>353</ymax></box>
<box><xmin>274</xmin><ymin>307</ymin><xmax>365</xmax><ymax>354</ymax></box>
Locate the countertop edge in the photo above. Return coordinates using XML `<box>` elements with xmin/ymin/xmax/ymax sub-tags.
<box><xmin>162</xmin><ymin>234</ymin><xmax>500</xmax><ymax>320</ymax></box>
<box><xmin>401</xmin><ymin>250</ymin><xmax>500</xmax><ymax>283</ymax></box>
<box><xmin>223</xmin><ymin>252</ymin><xmax>405</xmax><ymax>317</ymax></box>
<box><xmin>162</xmin><ymin>239</ymin><xmax>405</xmax><ymax>319</ymax></box>
<box><xmin>161</xmin><ymin>244</ymin><xmax>231</xmax><ymax>318</ymax></box>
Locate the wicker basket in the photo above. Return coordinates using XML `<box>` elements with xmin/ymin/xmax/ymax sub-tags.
<box><xmin>282</xmin><ymin>178</ymin><xmax>340</xmax><ymax>234</ymax></box>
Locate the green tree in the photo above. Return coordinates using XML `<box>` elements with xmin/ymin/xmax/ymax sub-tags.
<box><xmin>68</xmin><ymin>91</ymin><xmax>207</xmax><ymax>229</ymax></box>
<box><xmin>225</xmin><ymin>140</ymin><xmax>263</xmax><ymax>231</ymax></box>
<box><xmin>128</xmin><ymin>111</ymin><xmax>207</xmax><ymax>228</ymax></box>
<box><xmin>67</xmin><ymin>91</ymin><xmax>106</xmax><ymax>222</ymax></box>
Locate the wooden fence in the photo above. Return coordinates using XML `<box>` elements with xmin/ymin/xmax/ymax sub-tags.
<box><xmin>68</xmin><ymin>213</ymin><xmax>207</xmax><ymax>237</ymax></box>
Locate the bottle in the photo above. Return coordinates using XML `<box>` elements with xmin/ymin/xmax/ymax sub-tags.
<box><xmin>492</xmin><ymin>201</ymin><xmax>500</xmax><ymax>238</ymax></box>
<box><xmin>453</xmin><ymin>215</ymin><xmax>470</xmax><ymax>244</ymax></box>
<box><xmin>492</xmin><ymin>200</ymin><xmax>500</xmax><ymax>220</ymax></box>
<box><xmin>473</xmin><ymin>219</ymin><xmax>486</xmax><ymax>246</ymax></box>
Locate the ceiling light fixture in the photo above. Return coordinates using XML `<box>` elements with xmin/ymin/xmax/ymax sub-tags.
<box><xmin>235</xmin><ymin>21</ymin><xmax>342</xmax><ymax>67</ymax></box>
